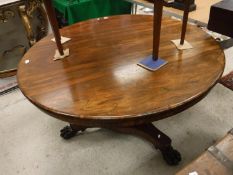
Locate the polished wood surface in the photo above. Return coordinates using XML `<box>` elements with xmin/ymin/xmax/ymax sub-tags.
<box><xmin>17</xmin><ymin>15</ymin><xmax>225</xmax><ymax>126</ymax></box>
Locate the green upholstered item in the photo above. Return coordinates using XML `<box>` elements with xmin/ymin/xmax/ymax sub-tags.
<box><xmin>52</xmin><ymin>0</ymin><xmax>132</xmax><ymax>25</ymax></box>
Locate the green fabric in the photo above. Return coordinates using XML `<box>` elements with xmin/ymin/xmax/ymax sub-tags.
<box><xmin>52</xmin><ymin>0</ymin><xmax>132</xmax><ymax>25</ymax></box>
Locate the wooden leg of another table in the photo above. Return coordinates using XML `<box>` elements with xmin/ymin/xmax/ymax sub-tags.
<box><xmin>110</xmin><ymin>123</ymin><xmax>181</xmax><ymax>166</ymax></box>
<box><xmin>60</xmin><ymin>124</ymin><xmax>87</xmax><ymax>140</ymax></box>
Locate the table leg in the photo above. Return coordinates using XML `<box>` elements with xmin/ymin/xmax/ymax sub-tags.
<box><xmin>60</xmin><ymin>124</ymin><xmax>87</xmax><ymax>140</ymax></box>
<box><xmin>110</xmin><ymin>123</ymin><xmax>181</xmax><ymax>165</ymax></box>
<box><xmin>59</xmin><ymin>123</ymin><xmax>181</xmax><ymax>165</ymax></box>
<box><xmin>134</xmin><ymin>4</ymin><xmax>138</xmax><ymax>14</ymax></box>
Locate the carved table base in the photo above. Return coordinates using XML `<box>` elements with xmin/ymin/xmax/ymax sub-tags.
<box><xmin>60</xmin><ymin>124</ymin><xmax>87</xmax><ymax>139</ymax></box>
<box><xmin>60</xmin><ymin>123</ymin><xmax>181</xmax><ymax>166</ymax></box>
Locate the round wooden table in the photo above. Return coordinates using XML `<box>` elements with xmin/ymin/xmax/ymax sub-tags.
<box><xmin>17</xmin><ymin>15</ymin><xmax>225</xmax><ymax>165</ymax></box>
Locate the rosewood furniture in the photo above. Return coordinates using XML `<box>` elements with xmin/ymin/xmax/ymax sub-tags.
<box><xmin>17</xmin><ymin>14</ymin><xmax>225</xmax><ymax>165</ymax></box>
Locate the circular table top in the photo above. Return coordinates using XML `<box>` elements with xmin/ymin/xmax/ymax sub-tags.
<box><xmin>17</xmin><ymin>15</ymin><xmax>225</xmax><ymax>126</ymax></box>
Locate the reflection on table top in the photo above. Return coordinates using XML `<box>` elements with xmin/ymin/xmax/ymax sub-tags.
<box><xmin>17</xmin><ymin>15</ymin><xmax>224</xmax><ymax>124</ymax></box>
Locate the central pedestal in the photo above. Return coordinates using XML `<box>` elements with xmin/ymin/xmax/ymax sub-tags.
<box><xmin>60</xmin><ymin>123</ymin><xmax>182</xmax><ymax>166</ymax></box>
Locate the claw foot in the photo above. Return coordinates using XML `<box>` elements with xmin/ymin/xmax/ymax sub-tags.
<box><xmin>160</xmin><ymin>146</ymin><xmax>181</xmax><ymax>166</ymax></box>
<box><xmin>60</xmin><ymin>126</ymin><xmax>77</xmax><ymax>139</ymax></box>
<box><xmin>60</xmin><ymin>125</ymin><xmax>86</xmax><ymax>140</ymax></box>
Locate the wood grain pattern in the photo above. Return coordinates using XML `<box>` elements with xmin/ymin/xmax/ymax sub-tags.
<box><xmin>17</xmin><ymin>15</ymin><xmax>225</xmax><ymax>127</ymax></box>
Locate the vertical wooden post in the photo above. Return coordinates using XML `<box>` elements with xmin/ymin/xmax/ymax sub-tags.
<box><xmin>43</xmin><ymin>0</ymin><xmax>64</xmax><ymax>55</ymax></box>
<box><xmin>153</xmin><ymin>0</ymin><xmax>163</xmax><ymax>60</ymax></box>
<box><xmin>180</xmin><ymin>0</ymin><xmax>190</xmax><ymax>45</ymax></box>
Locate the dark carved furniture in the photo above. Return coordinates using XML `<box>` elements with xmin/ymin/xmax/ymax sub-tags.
<box><xmin>0</xmin><ymin>0</ymin><xmax>48</xmax><ymax>78</ymax></box>
<box><xmin>17</xmin><ymin>14</ymin><xmax>225</xmax><ymax>166</ymax></box>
